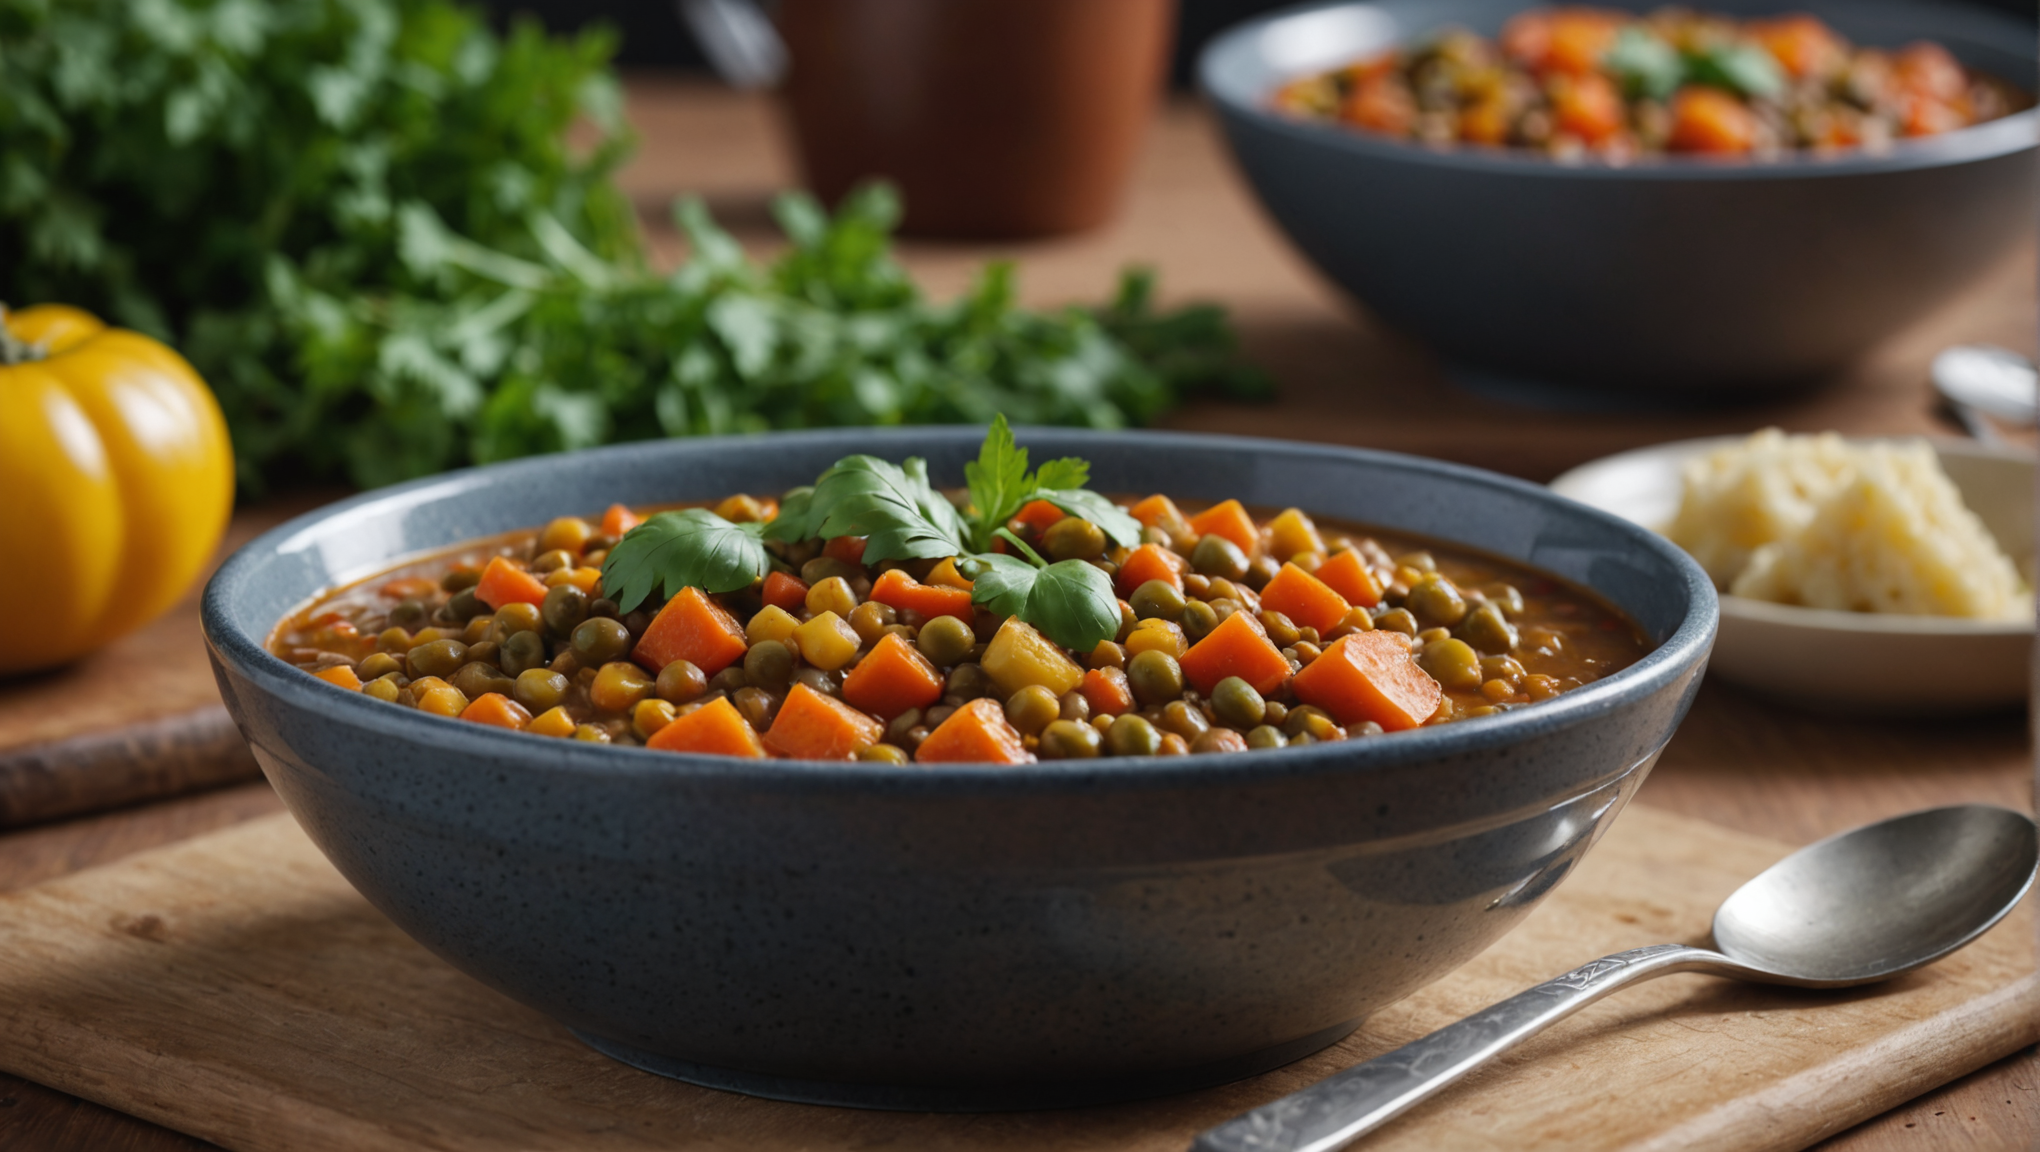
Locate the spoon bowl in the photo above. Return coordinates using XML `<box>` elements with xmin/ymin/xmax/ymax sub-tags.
<box><xmin>1714</xmin><ymin>804</ymin><xmax>2040</xmax><ymax>986</ymax></box>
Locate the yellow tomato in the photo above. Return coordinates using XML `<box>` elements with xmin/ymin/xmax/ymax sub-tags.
<box><xmin>0</xmin><ymin>305</ymin><xmax>234</xmax><ymax>674</ymax></box>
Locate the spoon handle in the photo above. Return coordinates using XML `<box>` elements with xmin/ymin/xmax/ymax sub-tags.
<box><xmin>1190</xmin><ymin>943</ymin><xmax>1726</xmax><ymax>1152</ymax></box>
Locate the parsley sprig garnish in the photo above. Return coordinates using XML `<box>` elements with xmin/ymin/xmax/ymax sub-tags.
<box><xmin>603</xmin><ymin>418</ymin><xmax>1138</xmax><ymax>651</ymax></box>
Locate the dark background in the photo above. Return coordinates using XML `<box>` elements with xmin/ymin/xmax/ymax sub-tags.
<box><xmin>482</xmin><ymin>0</ymin><xmax>2038</xmax><ymax>85</ymax></box>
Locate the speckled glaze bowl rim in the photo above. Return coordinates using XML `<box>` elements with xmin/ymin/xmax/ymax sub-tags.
<box><xmin>202</xmin><ymin>428</ymin><xmax>1718</xmax><ymax>796</ymax></box>
<box><xmin>1199</xmin><ymin>0</ymin><xmax>2040</xmax><ymax>182</ymax></box>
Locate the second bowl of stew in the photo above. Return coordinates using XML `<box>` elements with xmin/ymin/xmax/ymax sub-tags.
<box><xmin>1201</xmin><ymin>0</ymin><xmax>2039</xmax><ymax>392</ymax></box>
<box><xmin>203</xmin><ymin>427</ymin><xmax>1715</xmax><ymax>1109</ymax></box>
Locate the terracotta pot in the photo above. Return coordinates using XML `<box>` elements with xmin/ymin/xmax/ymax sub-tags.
<box><xmin>776</xmin><ymin>0</ymin><xmax>1175</xmax><ymax>239</ymax></box>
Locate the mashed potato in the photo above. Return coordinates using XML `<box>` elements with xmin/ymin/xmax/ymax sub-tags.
<box><xmin>1662</xmin><ymin>429</ymin><xmax>2030</xmax><ymax>620</ymax></box>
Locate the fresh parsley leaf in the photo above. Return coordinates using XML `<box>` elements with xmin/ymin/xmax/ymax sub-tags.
<box><xmin>600</xmin><ymin>508</ymin><xmax>771</xmax><ymax>612</ymax></box>
<box><xmin>964</xmin><ymin>414</ymin><xmax>1032</xmax><ymax>547</ymax></box>
<box><xmin>764</xmin><ymin>485</ymin><xmax>817</xmax><ymax>543</ymax></box>
<box><xmin>1026</xmin><ymin>488</ymin><xmax>1142</xmax><ymax>549</ymax></box>
<box><xmin>1605</xmin><ymin>27</ymin><xmax>1684</xmax><ymax>101</ymax></box>
<box><xmin>968</xmin><ymin>555</ymin><xmax>1121</xmax><ymax>652</ymax></box>
<box><xmin>1686</xmin><ymin>42</ymin><xmax>1784</xmax><ymax>100</ymax></box>
<box><xmin>805</xmin><ymin>455</ymin><xmax>967</xmax><ymax>563</ymax></box>
<box><xmin>1031</xmin><ymin>457</ymin><xmax>1090</xmax><ymax>491</ymax></box>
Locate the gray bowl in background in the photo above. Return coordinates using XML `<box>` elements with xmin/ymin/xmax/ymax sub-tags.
<box><xmin>1201</xmin><ymin>0</ymin><xmax>2039</xmax><ymax>393</ymax></box>
<box><xmin>202</xmin><ymin>428</ymin><xmax>1716</xmax><ymax>1110</ymax></box>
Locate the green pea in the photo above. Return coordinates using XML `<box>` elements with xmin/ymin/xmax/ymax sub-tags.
<box><xmin>1158</xmin><ymin>700</ymin><xmax>1209</xmax><ymax>740</ymax></box>
<box><xmin>1481</xmin><ymin>583</ymin><xmax>1525</xmax><ymax>617</ymax></box>
<box><xmin>494</xmin><ymin>601</ymin><xmax>543</xmax><ymax>636</ymax></box>
<box><xmin>542</xmin><ymin>584</ymin><xmax>590</xmax><ymax>637</ymax></box>
<box><xmin>408</xmin><ymin>638</ymin><xmax>468</xmax><ymax>677</ymax></box>
<box><xmin>1243</xmin><ymin>555</ymin><xmax>1280</xmax><ymax>590</ymax></box>
<box><xmin>1038</xmin><ymin>719</ymin><xmax>1102</xmax><ymax>760</ymax></box>
<box><xmin>1106</xmin><ymin>714</ymin><xmax>1163</xmax><ymax>757</ymax></box>
<box><xmin>1005</xmin><ymin>685</ymin><xmax>1062</xmax><ymax>737</ymax></box>
<box><xmin>449</xmin><ymin>662</ymin><xmax>514</xmax><ymax>700</ymax></box>
<box><xmin>1191</xmin><ymin>534</ymin><xmax>1249</xmax><ymax>580</ymax></box>
<box><xmin>499</xmin><ymin>629</ymin><xmax>548</xmax><ymax>676</ymax></box>
<box><xmin>1130</xmin><ymin>579</ymin><xmax>1188</xmax><ymax>623</ymax></box>
<box><xmin>1457</xmin><ymin>602</ymin><xmax>1519</xmax><ymax>655</ymax></box>
<box><xmin>441</xmin><ymin>568</ymin><xmax>481</xmax><ymax>593</ymax></box>
<box><xmin>656</xmin><ymin>659</ymin><xmax>707</xmax><ymax>704</ymax></box>
<box><xmin>514</xmin><ymin>668</ymin><xmax>570</xmax><ymax>713</ymax></box>
<box><xmin>1418</xmin><ymin>636</ymin><xmax>1484</xmax><ymax>691</ymax></box>
<box><xmin>389</xmin><ymin>599</ymin><xmax>429</xmax><ymax>631</ymax></box>
<box><xmin>1043</xmin><ymin>517</ymin><xmax>1108</xmax><ymax>562</ymax></box>
<box><xmin>571</xmin><ymin>617</ymin><xmax>633</xmax><ymax>666</ymax></box>
<box><xmin>1373</xmin><ymin>607</ymin><xmax>1419</xmax><ymax>636</ymax></box>
<box><xmin>1181</xmin><ymin>598</ymin><xmax>1220</xmax><ymax>642</ymax></box>
<box><xmin>356</xmin><ymin>651</ymin><xmax>402</xmax><ymax>681</ymax></box>
<box><xmin>1126</xmin><ymin>649</ymin><xmax>1184</xmax><ymax>706</ymax></box>
<box><xmin>447</xmin><ymin>588</ymin><xmax>488</xmax><ymax>622</ymax></box>
<box><xmin>1405</xmin><ymin>575</ymin><xmax>1469</xmax><ymax>629</ymax></box>
<box><xmin>744</xmin><ymin>640</ymin><xmax>795</xmax><ymax>691</ymax></box>
<box><xmin>1281</xmin><ymin>705</ymin><xmax>1341</xmax><ymax>742</ymax></box>
<box><xmin>856</xmin><ymin>743</ymin><xmax>910</xmax><ymax>764</ymax></box>
<box><xmin>1209</xmin><ymin>676</ymin><xmax>1266</xmax><ymax>729</ymax></box>
<box><xmin>946</xmin><ymin>662</ymin><xmax>995</xmax><ymax>700</ymax></box>
<box><xmin>1246</xmin><ymin>725</ymin><xmax>1288</xmax><ymax>750</ymax></box>
<box><xmin>917</xmin><ymin>615</ymin><xmax>976</xmax><ymax>667</ymax></box>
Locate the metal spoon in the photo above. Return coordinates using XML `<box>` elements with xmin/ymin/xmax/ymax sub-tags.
<box><xmin>1192</xmin><ymin>804</ymin><xmax>2039</xmax><ymax>1152</ymax></box>
<box><xmin>1931</xmin><ymin>344</ymin><xmax>2039</xmax><ymax>443</ymax></box>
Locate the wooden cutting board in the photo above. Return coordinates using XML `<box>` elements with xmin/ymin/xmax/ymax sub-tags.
<box><xmin>0</xmin><ymin>497</ymin><xmax>336</xmax><ymax>827</ymax></box>
<box><xmin>0</xmin><ymin>802</ymin><xmax>2029</xmax><ymax>1152</ymax></box>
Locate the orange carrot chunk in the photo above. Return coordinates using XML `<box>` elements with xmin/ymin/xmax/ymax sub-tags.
<box><xmin>870</xmin><ymin>568</ymin><xmax>976</xmax><ymax>622</ymax></box>
<box><xmin>646</xmin><ymin>696</ymin><xmax>770</xmax><ymax>757</ymax></box>
<box><xmin>1129</xmin><ymin>494</ymin><xmax>1189</xmax><ymax>532</ymax></box>
<box><xmin>765</xmin><ymin>682</ymin><xmax>886</xmax><ymax>760</ymax></box>
<box><xmin>632</xmin><ymin>586</ymin><xmax>750</xmax><ymax>677</ymax></box>
<box><xmin>1080</xmin><ymin>667</ymin><xmax>1134</xmax><ymax>717</ymax></box>
<box><xmin>914</xmin><ymin>698</ymin><xmax>1032</xmax><ymax>764</ymax></box>
<box><xmin>762</xmin><ymin>570</ymin><xmax>810</xmax><ymax>613</ymax></box>
<box><xmin>474</xmin><ymin>556</ymin><xmax>550</xmax><ymax>611</ymax></box>
<box><xmin>314</xmin><ymin>664</ymin><xmax>362</xmax><ymax>691</ymax></box>
<box><xmin>1667</xmin><ymin>86</ymin><xmax>1755</xmax><ymax>154</ymax></box>
<box><xmin>1179</xmin><ymin>610</ymin><xmax>1292</xmax><ymax>696</ymax></box>
<box><xmin>1290</xmin><ymin>632</ymin><xmax>1443</xmax><ymax>732</ymax></box>
<box><xmin>1187</xmin><ymin>499</ymin><xmax>1260</xmax><ymax>556</ymax></box>
<box><xmin>1259</xmin><ymin>563</ymin><xmax>1352</xmax><ymax>634</ymax></box>
<box><xmin>1114</xmin><ymin>543</ymin><xmax>1189</xmax><ymax>597</ymax></box>
<box><xmin>601</xmin><ymin>503</ymin><xmax>641</xmax><ymax>538</ymax></box>
<box><xmin>1313</xmin><ymin>549</ymin><xmax>1383</xmax><ymax>608</ymax></box>
<box><xmin>841</xmin><ymin>632</ymin><xmax>947</xmax><ymax>719</ymax></box>
<box><xmin>1012</xmin><ymin>499</ymin><xmax>1067</xmax><ymax>535</ymax></box>
<box><xmin>459</xmin><ymin>691</ymin><xmax>532</xmax><ymax>730</ymax></box>
<box><xmin>824</xmin><ymin>535</ymin><xmax>868</xmax><ymax>566</ymax></box>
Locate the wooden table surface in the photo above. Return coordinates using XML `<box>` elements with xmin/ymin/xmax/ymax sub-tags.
<box><xmin>0</xmin><ymin>80</ymin><xmax>2033</xmax><ymax>1151</ymax></box>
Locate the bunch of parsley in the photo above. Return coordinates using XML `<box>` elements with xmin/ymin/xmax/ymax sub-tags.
<box><xmin>603</xmin><ymin>417</ymin><xmax>1139</xmax><ymax>651</ymax></box>
<box><xmin>0</xmin><ymin>0</ymin><xmax>1267</xmax><ymax>495</ymax></box>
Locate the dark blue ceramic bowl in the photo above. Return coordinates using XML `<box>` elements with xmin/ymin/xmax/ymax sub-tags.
<box><xmin>1201</xmin><ymin>0</ymin><xmax>2040</xmax><ymax>392</ymax></box>
<box><xmin>202</xmin><ymin>428</ymin><xmax>1716</xmax><ymax>1110</ymax></box>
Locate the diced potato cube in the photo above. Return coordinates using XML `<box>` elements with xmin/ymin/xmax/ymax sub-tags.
<box><xmin>1123</xmin><ymin>619</ymin><xmax>1187</xmax><ymax>658</ymax></box>
<box><xmin>747</xmin><ymin>604</ymin><xmax>801</xmax><ymax>647</ymax></box>
<box><xmin>981</xmin><ymin>618</ymin><xmax>1084</xmax><ymax>699</ymax></box>
<box><xmin>793</xmin><ymin>611</ymin><xmax>861</xmax><ymax>672</ymax></box>
<box><xmin>1268</xmin><ymin>508</ymin><xmax>1326</xmax><ymax>561</ymax></box>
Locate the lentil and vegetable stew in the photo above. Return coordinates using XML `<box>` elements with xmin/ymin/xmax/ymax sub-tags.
<box><xmin>1270</xmin><ymin>6</ymin><xmax>2027</xmax><ymax>160</ymax></box>
<box><xmin>273</xmin><ymin>423</ymin><xmax>1649</xmax><ymax>762</ymax></box>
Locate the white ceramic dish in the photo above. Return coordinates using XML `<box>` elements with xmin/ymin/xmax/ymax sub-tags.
<box><xmin>1551</xmin><ymin>436</ymin><xmax>2034</xmax><ymax>715</ymax></box>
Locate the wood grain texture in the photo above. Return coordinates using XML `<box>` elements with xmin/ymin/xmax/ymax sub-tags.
<box><xmin>0</xmin><ymin>496</ymin><xmax>333</xmax><ymax>827</ymax></box>
<box><xmin>0</xmin><ymin>805</ymin><xmax>2027</xmax><ymax>1152</ymax></box>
